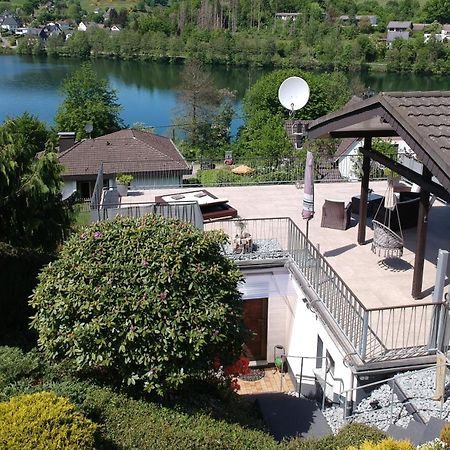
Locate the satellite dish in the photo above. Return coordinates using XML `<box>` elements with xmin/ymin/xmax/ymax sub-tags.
<box><xmin>278</xmin><ymin>77</ymin><xmax>310</xmax><ymax>112</ymax></box>
<box><xmin>85</xmin><ymin>122</ymin><xmax>93</xmax><ymax>136</ymax></box>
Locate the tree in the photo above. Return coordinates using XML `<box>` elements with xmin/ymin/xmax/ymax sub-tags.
<box><xmin>173</xmin><ymin>60</ymin><xmax>235</xmax><ymax>158</ymax></box>
<box><xmin>55</xmin><ymin>64</ymin><xmax>123</xmax><ymax>139</ymax></box>
<box><xmin>237</xmin><ymin>69</ymin><xmax>351</xmax><ymax>159</ymax></box>
<box><xmin>423</xmin><ymin>0</ymin><xmax>450</xmax><ymax>24</ymax></box>
<box><xmin>0</xmin><ymin>114</ymin><xmax>74</xmax><ymax>251</ymax></box>
<box><xmin>30</xmin><ymin>215</ymin><xmax>245</xmax><ymax>395</ymax></box>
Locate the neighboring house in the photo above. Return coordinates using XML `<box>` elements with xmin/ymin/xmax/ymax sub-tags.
<box><xmin>0</xmin><ymin>15</ymin><xmax>21</xmax><ymax>32</ymax></box>
<box><xmin>57</xmin><ymin>129</ymin><xmax>191</xmax><ymax>199</ymax></box>
<box><xmin>78</xmin><ymin>21</ymin><xmax>103</xmax><ymax>32</ymax></box>
<box><xmin>339</xmin><ymin>15</ymin><xmax>377</xmax><ymax>27</ymax></box>
<box><xmin>424</xmin><ymin>24</ymin><xmax>450</xmax><ymax>43</ymax></box>
<box><xmin>40</xmin><ymin>22</ymin><xmax>64</xmax><ymax>40</ymax></box>
<box><xmin>413</xmin><ymin>23</ymin><xmax>428</xmax><ymax>32</ymax></box>
<box><xmin>275</xmin><ymin>12</ymin><xmax>301</xmax><ymax>21</ymax></box>
<box><xmin>387</xmin><ymin>20</ymin><xmax>412</xmax><ymax>32</ymax></box>
<box><xmin>387</xmin><ymin>30</ymin><xmax>410</xmax><ymax>47</ymax></box>
<box><xmin>334</xmin><ymin>136</ymin><xmax>421</xmax><ymax>181</ymax></box>
<box><xmin>110</xmin><ymin>25</ymin><xmax>121</xmax><ymax>32</ymax></box>
<box><xmin>15</xmin><ymin>27</ymin><xmax>41</xmax><ymax>36</ymax></box>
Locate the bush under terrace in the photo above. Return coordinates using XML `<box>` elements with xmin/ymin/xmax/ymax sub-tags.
<box><xmin>0</xmin><ymin>391</ymin><xmax>97</xmax><ymax>450</ymax></box>
<box><xmin>30</xmin><ymin>215</ymin><xmax>245</xmax><ymax>395</ymax></box>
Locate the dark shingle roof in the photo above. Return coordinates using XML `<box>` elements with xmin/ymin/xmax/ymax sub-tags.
<box><xmin>306</xmin><ymin>91</ymin><xmax>450</xmax><ymax>193</ymax></box>
<box><xmin>387</xmin><ymin>21</ymin><xmax>412</xmax><ymax>29</ymax></box>
<box><xmin>387</xmin><ymin>30</ymin><xmax>410</xmax><ymax>42</ymax></box>
<box><xmin>58</xmin><ymin>129</ymin><xmax>190</xmax><ymax>177</ymax></box>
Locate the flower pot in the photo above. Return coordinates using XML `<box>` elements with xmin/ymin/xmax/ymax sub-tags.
<box><xmin>117</xmin><ymin>182</ymin><xmax>128</xmax><ymax>197</ymax></box>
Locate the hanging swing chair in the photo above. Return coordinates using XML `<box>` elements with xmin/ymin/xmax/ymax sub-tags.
<box><xmin>371</xmin><ymin>179</ymin><xmax>404</xmax><ymax>258</ymax></box>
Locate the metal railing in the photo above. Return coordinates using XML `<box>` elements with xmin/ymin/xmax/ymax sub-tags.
<box><xmin>92</xmin><ymin>152</ymin><xmax>420</xmax><ymax>190</ymax></box>
<box><xmin>205</xmin><ymin>217</ymin><xmax>446</xmax><ymax>364</ymax></box>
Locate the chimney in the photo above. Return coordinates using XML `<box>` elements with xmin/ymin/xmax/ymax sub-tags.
<box><xmin>58</xmin><ymin>132</ymin><xmax>76</xmax><ymax>152</ymax></box>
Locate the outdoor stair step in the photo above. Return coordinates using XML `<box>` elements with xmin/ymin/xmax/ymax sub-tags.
<box><xmin>250</xmin><ymin>393</ymin><xmax>331</xmax><ymax>442</ymax></box>
<box><xmin>386</xmin><ymin>424</ymin><xmax>412</xmax><ymax>442</ymax></box>
<box><xmin>405</xmin><ymin>420</ymin><xmax>427</xmax><ymax>446</ymax></box>
<box><xmin>421</xmin><ymin>417</ymin><xmax>449</xmax><ymax>444</ymax></box>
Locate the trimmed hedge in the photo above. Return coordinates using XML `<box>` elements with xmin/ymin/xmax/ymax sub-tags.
<box><xmin>0</xmin><ymin>391</ymin><xmax>97</xmax><ymax>449</ymax></box>
<box><xmin>0</xmin><ymin>242</ymin><xmax>53</xmax><ymax>349</ymax></box>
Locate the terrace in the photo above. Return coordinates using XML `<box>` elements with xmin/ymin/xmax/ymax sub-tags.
<box><xmin>106</xmin><ymin>181</ymin><xmax>450</xmax><ymax>371</ymax></box>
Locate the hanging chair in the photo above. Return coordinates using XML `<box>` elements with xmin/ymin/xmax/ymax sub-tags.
<box><xmin>371</xmin><ymin>179</ymin><xmax>404</xmax><ymax>258</ymax></box>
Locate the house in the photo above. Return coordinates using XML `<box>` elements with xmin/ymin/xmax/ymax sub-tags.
<box><xmin>339</xmin><ymin>15</ymin><xmax>378</xmax><ymax>27</ymax></box>
<box><xmin>275</xmin><ymin>13</ymin><xmax>301</xmax><ymax>21</ymax></box>
<box><xmin>387</xmin><ymin>20</ymin><xmax>412</xmax><ymax>32</ymax></box>
<box><xmin>424</xmin><ymin>24</ymin><xmax>450</xmax><ymax>43</ymax></box>
<box><xmin>0</xmin><ymin>14</ymin><xmax>21</xmax><ymax>32</ymax></box>
<box><xmin>412</xmin><ymin>23</ymin><xmax>428</xmax><ymax>32</ymax></box>
<box><xmin>110</xmin><ymin>25</ymin><xmax>121</xmax><ymax>32</ymax></box>
<box><xmin>387</xmin><ymin>30</ymin><xmax>410</xmax><ymax>47</ymax></box>
<box><xmin>57</xmin><ymin>129</ymin><xmax>191</xmax><ymax>199</ymax></box>
<box><xmin>77</xmin><ymin>21</ymin><xmax>103</xmax><ymax>32</ymax></box>
<box><xmin>39</xmin><ymin>22</ymin><xmax>64</xmax><ymax>40</ymax></box>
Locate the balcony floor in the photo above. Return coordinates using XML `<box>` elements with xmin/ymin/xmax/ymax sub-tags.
<box><xmin>126</xmin><ymin>182</ymin><xmax>450</xmax><ymax>310</ymax></box>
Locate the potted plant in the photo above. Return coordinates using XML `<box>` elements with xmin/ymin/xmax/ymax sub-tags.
<box><xmin>116</xmin><ymin>173</ymin><xmax>134</xmax><ymax>197</ymax></box>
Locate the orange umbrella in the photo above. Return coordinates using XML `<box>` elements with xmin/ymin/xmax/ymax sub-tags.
<box><xmin>232</xmin><ymin>165</ymin><xmax>255</xmax><ymax>175</ymax></box>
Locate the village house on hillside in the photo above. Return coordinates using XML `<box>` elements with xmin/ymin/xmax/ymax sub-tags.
<box><xmin>57</xmin><ymin>129</ymin><xmax>191</xmax><ymax>199</ymax></box>
<box><xmin>339</xmin><ymin>15</ymin><xmax>378</xmax><ymax>27</ymax></box>
<box><xmin>0</xmin><ymin>12</ymin><xmax>21</xmax><ymax>32</ymax></box>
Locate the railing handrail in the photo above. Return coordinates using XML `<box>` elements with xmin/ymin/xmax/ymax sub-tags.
<box><xmin>367</xmin><ymin>301</ymin><xmax>446</xmax><ymax>312</ymax></box>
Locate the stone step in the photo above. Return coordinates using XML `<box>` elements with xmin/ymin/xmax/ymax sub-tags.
<box><xmin>422</xmin><ymin>417</ymin><xmax>449</xmax><ymax>444</ymax></box>
<box><xmin>405</xmin><ymin>420</ymin><xmax>427</xmax><ymax>446</ymax></box>
<box><xmin>252</xmin><ymin>393</ymin><xmax>332</xmax><ymax>442</ymax></box>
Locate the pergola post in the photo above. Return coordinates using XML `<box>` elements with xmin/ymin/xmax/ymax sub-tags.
<box><xmin>412</xmin><ymin>167</ymin><xmax>432</xmax><ymax>299</ymax></box>
<box><xmin>357</xmin><ymin>138</ymin><xmax>372</xmax><ymax>245</ymax></box>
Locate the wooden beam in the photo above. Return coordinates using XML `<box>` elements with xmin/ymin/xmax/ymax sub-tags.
<box><xmin>329</xmin><ymin>130</ymin><xmax>398</xmax><ymax>138</ymax></box>
<box><xmin>360</xmin><ymin>148</ymin><xmax>450</xmax><ymax>203</ymax></box>
<box><xmin>412</xmin><ymin>167</ymin><xmax>432</xmax><ymax>299</ymax></box>
<box><xmin>358</xmin><ymin>138</ymin><xmax>371</xmax><ymax>245</ymax></box>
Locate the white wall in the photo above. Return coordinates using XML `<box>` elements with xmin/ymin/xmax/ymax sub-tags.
<box><xmin>240</xmin><ymin>267</ymin><xmax>353</xmax><ymax>400</ymax></box>
<box><xmin>61</xmin><ymin>180</ymin><xmax>77</xmax><ymax>200</ymax></box>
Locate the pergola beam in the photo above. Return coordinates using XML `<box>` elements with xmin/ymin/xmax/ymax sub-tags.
<box><xmin>360</xmin><ymin>148</ymin><xmax>450</xmax><ymax>203</ymax></box>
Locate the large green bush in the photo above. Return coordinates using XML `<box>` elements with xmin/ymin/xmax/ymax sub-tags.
<box><xmin>0</xmin><ymin>391</ymin><xmax>97</xmax><ymax>449</ymax></box>
<box><xmin>30</xmin><ymin>215</ymin><xmax>244</xmax><ymax>395</ymax></box>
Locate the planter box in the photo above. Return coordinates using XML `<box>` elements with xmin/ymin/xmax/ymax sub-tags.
<box><xmin>117</xmin><ymin>183</ymin><xmax>128</xmax><ymax>197</ymax></box>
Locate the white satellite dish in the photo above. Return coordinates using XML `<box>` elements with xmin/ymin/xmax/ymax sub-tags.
<box><xmin>278</xmin><ymin>77</ymin><xmax>310</xmax><ymax>112</ymax></box>
<box><xmin>85</xmin><ymin>122</ymin><xmax>93</xmax><ymax>137</ymax></box>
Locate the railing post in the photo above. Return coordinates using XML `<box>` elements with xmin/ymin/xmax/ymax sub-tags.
<box><xmin>298</xmin><ymin>357</ymin><xmax>304</xmax><ymax>397</ymax></box>
<box><xmin>359</xmin><ymin>310</ymin><xmax>369</xmax><ymax>360</ymax></box>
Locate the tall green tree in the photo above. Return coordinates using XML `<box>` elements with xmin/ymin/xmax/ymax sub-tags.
<box><xmin>0</xmin><ymin>114</ymin><xmax>73</xmax><ymax>251</ymax></box>
<box><xmin>55</xmin><ymin>64</ymin><xmax>123</xmax><ymax>140</ymax></box>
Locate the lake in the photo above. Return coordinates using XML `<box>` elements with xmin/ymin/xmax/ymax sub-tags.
<box><xmin>1</xmin><ymin>55</ymin><xmax>449</xmax><ymax>137</ymax></box>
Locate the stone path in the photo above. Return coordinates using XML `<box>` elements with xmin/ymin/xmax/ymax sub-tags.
<box><xmin>237</xmin><ymin>368</ymin><xmax>295</xmax><ymax>395</ymax></box>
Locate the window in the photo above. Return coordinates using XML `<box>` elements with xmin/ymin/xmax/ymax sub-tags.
<box><xmin>326</xmin><ymin>350</ymin><xmax>335</xmax><ymax>376</ymax></box>
<box><xmin>316</xmin><ymin>336</ymin><xmax>323</xmax><ymax>369</ymax></box>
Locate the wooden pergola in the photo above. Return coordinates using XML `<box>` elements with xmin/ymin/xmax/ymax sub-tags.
<box><xmin>305</xmin><ymin>91</ymin><xmax>450</xmax><ymax>299</ymax></box>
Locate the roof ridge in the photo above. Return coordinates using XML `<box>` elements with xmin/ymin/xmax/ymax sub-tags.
<box><xmin>381</xmin><ymin>91</ymin><xmax>450</xmax><ymax>98</ymax></box>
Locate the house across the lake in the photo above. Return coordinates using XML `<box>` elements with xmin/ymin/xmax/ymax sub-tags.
<box><xmin>58</xmin><ymin>129</ymin><xmax>191</xmax><ymax>199</ymax></box>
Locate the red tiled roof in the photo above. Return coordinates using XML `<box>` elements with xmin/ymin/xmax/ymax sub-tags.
<box><xmin>58</xmin><ymin>129</ymin><xmax>190</xmax><ymax>177</ymax></box>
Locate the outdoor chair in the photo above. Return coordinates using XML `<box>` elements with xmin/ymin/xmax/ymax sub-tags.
<box><xmin>321</xmin><ymin>199</ymin><xmax>352</xmax><ymax>231</ymax></box>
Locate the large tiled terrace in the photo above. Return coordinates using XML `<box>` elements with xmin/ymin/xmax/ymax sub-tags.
<box><xmin>124</xmin><ymin>181</ymin><xmax>450</xmax><ymax>310</ymax></box>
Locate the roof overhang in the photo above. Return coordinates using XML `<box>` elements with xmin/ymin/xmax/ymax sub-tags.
<box><xmin>306</xmin><ymin>92</ymin><xmax>450</xmax><ymax>195</ymax></box>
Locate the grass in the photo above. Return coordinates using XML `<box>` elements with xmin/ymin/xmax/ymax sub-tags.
<box><xmin>74</xmin><ymin>203</ymin><xmax>91</xmax><ymax>227</ymax></box>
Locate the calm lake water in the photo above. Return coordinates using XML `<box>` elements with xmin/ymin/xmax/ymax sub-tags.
<box><xmin>1</xmin><ymin>54</ymin><xmax>449</xmax><ymax>137</ymax></box>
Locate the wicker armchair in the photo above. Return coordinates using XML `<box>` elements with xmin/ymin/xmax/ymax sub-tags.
<box><xmin>321</xmin><ymin>200</ymin><xmax>352</xmax><ymax>230</ymax></box>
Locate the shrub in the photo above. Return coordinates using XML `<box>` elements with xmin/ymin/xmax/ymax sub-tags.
<box><xmin>116</xmin><ymin>173</ymin><xmax>134</xmax><ymax>185</ymax></box>
<box><xmin>0</xmin><ymin>391</ymin><xmax>97</xmax><ymax>449</ymax></box>
<box><xmin>334</xmin><ymin>422</ymin><xmax>387</xmax><ymax>449</ymax></box>
<box><xmin>30</xmin><ymin>215</ymin><xmax>244</xmax><ymax>395</ymax></box>
<box><xmin>346</xmin><ymin>438</ymin><xmax>414</xmax><ymax>449</ymax></box>
<box><xmin>198</xmin><ymin>168</ymin><xmax>244</xmax><ymax>186</ymax></box>
<box><xmin>0</xmin><ymin>346</ymin><xmax>40</xmax><ymax>389</ymax></box>
<box><xmin>440</xmin><ymin>424</ymin><xmax>450</xmax><ymax>445</ymax></box>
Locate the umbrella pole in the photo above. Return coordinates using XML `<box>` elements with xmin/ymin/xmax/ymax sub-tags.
<box><xmin>306</xmin><ymin>219</ymin><xmax>310</xmax><ymax>240</ymax></box>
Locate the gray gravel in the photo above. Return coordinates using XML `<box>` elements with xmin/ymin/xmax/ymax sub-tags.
<box><xmin>223</xmin><ymin>239</ymin><xmax>289</xmax><ymax>260</ymax></box>
<box><xmin>321</xmin><ymin>366</ymin><xmax>450</xmax><ymax>433</ymax></box>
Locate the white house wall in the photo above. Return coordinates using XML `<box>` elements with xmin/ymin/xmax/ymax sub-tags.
<box><xmin>240</xmin><ymin>268</ymin><xmax>353</xmax><ymax>400</ymax></box>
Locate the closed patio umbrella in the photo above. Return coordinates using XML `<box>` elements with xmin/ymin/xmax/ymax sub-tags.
<box><xmin>302</xmin><ymin>151</ymin><xmax>315</xmax><ymax>238</ymax></box>
<box><xmin>232</xmin><ymin>165</ymin><xmax>255</xmax><ymax>175</ymax></box>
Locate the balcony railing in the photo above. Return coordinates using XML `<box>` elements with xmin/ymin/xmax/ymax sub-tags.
<box><xmin>205</xmin><ymin>217</ymin><xmax>447</xmax><ymax>364</ymax></box>
<box><xmin>93</xmin><ymin>152</ymin><xmax>420</xmax><ymax>190</ymax></box>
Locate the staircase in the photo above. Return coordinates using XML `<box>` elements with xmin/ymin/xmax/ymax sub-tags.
<box><xmin>387</xmin><ymin>417</ymin><xmax>449</xmax><ymax>446</ymax></box>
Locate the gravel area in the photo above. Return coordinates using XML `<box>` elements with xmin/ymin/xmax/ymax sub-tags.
<box><xmin>322</xmin><ymin>367</ymin><xmax>450</xmax><ymax>433</ymax></box>
<box><xmin>223</xmin><ymin>239</ymin><xmax>289</xmax><ymax>260</ymax></box>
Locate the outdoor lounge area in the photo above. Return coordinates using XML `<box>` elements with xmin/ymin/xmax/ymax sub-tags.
<box><xmin>125</xmin><ymin>181</ymin><xmax>450</xmax><ymax>311</ymax></box>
